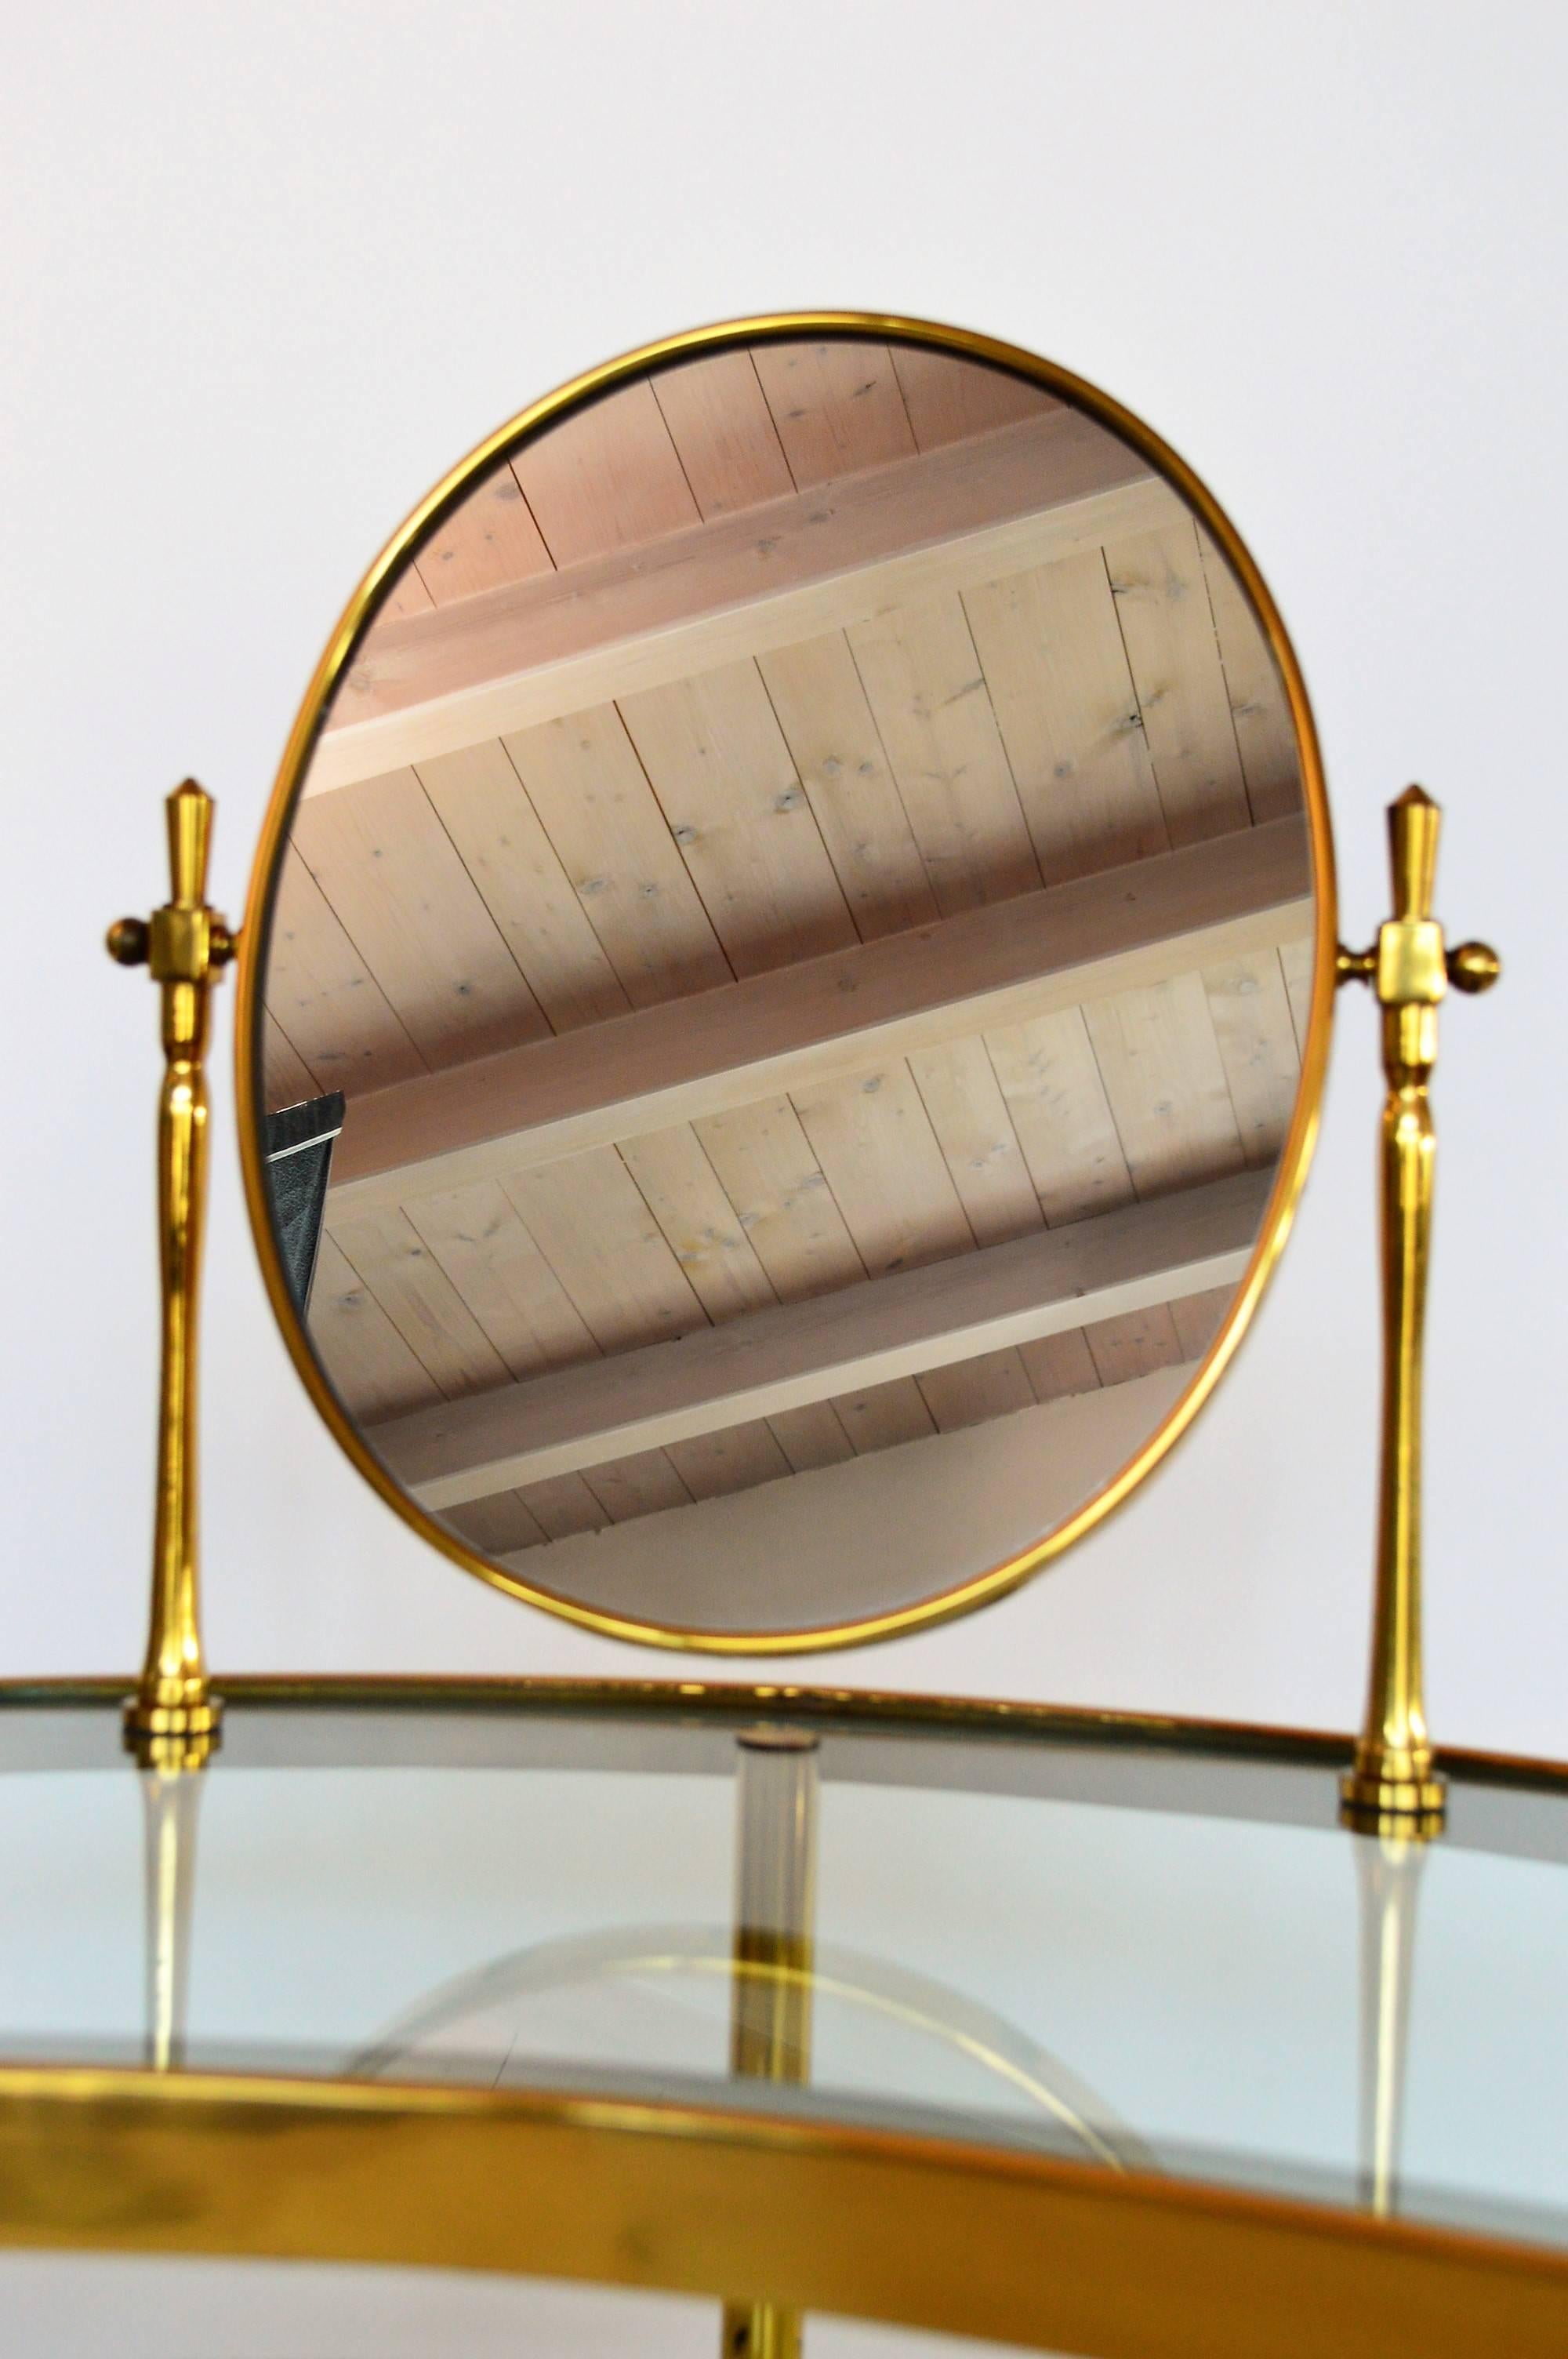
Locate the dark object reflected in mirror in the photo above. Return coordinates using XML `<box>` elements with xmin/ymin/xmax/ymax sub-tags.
<box><xmin>262</xmin><ymin>1093</ymin><xmax>344</xmax><ymax>1314</ymax></box>
<box><xmin>242</xmin><ymin>314</ymin><xmax>1332</xmax><ymax>1650</ymax></box>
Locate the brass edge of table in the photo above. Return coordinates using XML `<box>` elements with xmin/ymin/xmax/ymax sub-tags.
<box><xmin>0</xmin><ymin>2063</ymin><xmax>1564</xmax><ymax>2359</ymax></box>
<box><xmin>0</xmin><ymin>1677</ymin><xmax>1561</xmax><ymax>1787</ymax></box>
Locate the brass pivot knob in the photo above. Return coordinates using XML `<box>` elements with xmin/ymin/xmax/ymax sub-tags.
<box><xmin>1447</xmin><ymin>941</ymin><xmax>1501</xmax><ymax>994</ymax></box>
<box><xmin>107</xmin><ymin>916</ymin><xmax>151</xmax><ymax>966</ymax></box>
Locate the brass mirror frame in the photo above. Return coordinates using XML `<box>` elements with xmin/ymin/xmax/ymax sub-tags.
<box><xmin>234</xmin><ymin>308</ymin><xmax>1337</xmax><ymax>1656</ymax></box>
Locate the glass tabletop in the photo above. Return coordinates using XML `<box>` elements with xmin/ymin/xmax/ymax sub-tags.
<box><xmin>2</xmin><ymin>1683</ymin><xmax>1564</xmax><ymax>2257</ymax></box>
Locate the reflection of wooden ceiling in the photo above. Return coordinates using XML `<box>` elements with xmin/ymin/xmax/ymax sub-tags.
<box><xmin>262</xmin><ymin>340</ymin><xmax>1311</xmax><ymax>1564</ymax></box>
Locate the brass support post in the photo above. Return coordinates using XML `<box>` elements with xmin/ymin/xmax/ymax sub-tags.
<box><xmin>1337</xmin><ymin>788</ymin><xmax>1498</xmax><ymax>1837</ymax></box>
<box><xmin>1353</xmin><ymin>1833</ymin><xmax>1425</xmax><ymax>2217</ymax></box>
<box><xmin>108</xmin><ymin>781</ymin><xmax>236</xmax><ymax>1772</ymax></box>
<box><xmin>722</xmin><ymin>1727</ymin><xmax>819</xmax><ymax>2359</ymax></box>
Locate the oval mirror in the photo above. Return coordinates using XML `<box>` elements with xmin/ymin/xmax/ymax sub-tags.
<box><xmin>238</xmin><ymin>312</ymin><xmax>1333</xmax><ymax>1652</ymax></box>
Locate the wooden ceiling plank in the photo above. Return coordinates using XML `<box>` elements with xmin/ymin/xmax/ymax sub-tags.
<box><xmin>350</xmin><ymin>577</ymin><xmax>431</xmax><ymax>688</ymax></box>
<box><xmin>376</xmin><ymin>566</ymin><xmax>435</xmax><ymax>622</ymax></box>
<box><xmin>372</xmin><ymin>1168</ymin><xmax>1267</xmax><ymax>1508</ymax></box>
<box><xmin>325</xmin><ymin>818</ymin><xmax>1312</xmax><ymax>1213</ymax></box>
<box><xmin>890</xmin><ymin>349</ymin><xmax>1058</xmax><ymax>451</ymax></box>
<box><xmin>618</xmin><ymin>660</ymin><xmax>859</xmax><ymax>976</ymax></box>
<box><xmin>1018</xmin><ymin>1326</ymin><xmax>1102</xmax><ymax>1403</ymax></box>
<box><xmin>964</xmin><ymin>551</ymin><xmax>1171</xmax><ymax>884</ymax></box>
<box><xmin>917</xmin><ymin>1346</ymin><xmax>1037</xmax><ymax>1431</ymax></box>
<box><xmin>311</xmin><ymin>411</ymin><xmax>1173</xmax><ymax>793</ymax></box>
<box><xmin>326</xmin><ymin>1205</ymin><xmax>514</xmax><ymax>1401</ymax></box>
<box><xmin>501</xmin><ymin>706</ymin><xmax>732</xmax><ymax>1006</ymax></box>
<box><xmin>262</xmin><ymin>1012</ymin><xmax>319</xmax><ymax>1111</ymax></box>
<box><xmin>652</xmin><ymin>350</ymin><xmax>797</xmax><ymax>516</ymax></box>
<box><xmin>1105</xmin><ymin>518</ymin><xmax>1251</xmax><ymax>846</ymax></box>
<box><xmin>790</xmin><ymin>1060</ymin><xmax>975</xmax><ymax>1279</ymax></box>
<box><xmin>1198</xmin><ymin>529</ymin><xmax>1303</xmax><ymax>825</ymax></box>
<box><xmin>500</xmin><ymin>1149</ymin><xmax>708</xmax><ymax>1358</ymax></box>
<box><xmin>1201</xmin><ymin>951</ymin><xmax>1302</xmax><ymax>1169</ymax></box>
<box><xmin>846</xmin><ymin>592</ymin><xmax>1043</xmax><ymax>917</ymax></box>
<box><xmin>829</xmin><ymin>1378</ymin><xmax>937</xmax><ymax>1452</ymax></box>
<box><xmin>308</xmin><ymin>1234</ymin><xmax>444</xmax><ymax>1424</ymax></box>
<box><xmin>666</xmin><ymin>1420</ymin><xmax>793</xmax><ymax>1501</ymax></box>
<box><xmin>402</xmin><ymin>1179</ymin><xmax>601</xmax><ymax>1383</ymax></box>
<box><xmin>906</xmin><ymin>1035</ymin><xmax>1045</xmax><ymax>1248</ymax></box>
<box><xmin>441</xmin><ymin>1491</ymin><xmax>547</xmax><ymax>1554</ymax></box>
<box><xmin>757</xmin><ymin>631</ymin><xmax>940</xmax><ymax>940</ymax></box>
<box><xmin>617</xmin><ymin>1124</ymin><xmax>777</xmax><ymax>1324</ymax></box>
<box><xmin>579</xmin><ymin>1448</ymin><xmax>693</xmax><ymax>1524</ymax></box>
<box><xmin>692</xmin><ymin>1096</ymin><xmax>866</xmax><ymax>1305</ymax></box>
<box><xmin>1082</xmin><ymin>974</ymin><xmax>1247</xmax><ymax>1199</ymax></box>
<box><xmin>1171</xmin><ymin>1283</ymin><xmax>1235</xmax><ymax>1362</ymax></box>
<box><xmin>416</xmin><ymin>740</ymin><xmax>631</xmax><ymax>1033</ymax></box>
<box><xmin>291</xmin><ymin>768</ymin><xmax>550</xmax><ymax>1065</ymax></box>
<box><xmin>766</xmin><ymin>1401</ymin><xmax>856</xmax><ymax>1472</ymax></box>
<box><xmin>414</xmin><ymin>466</ymin><xmax>554</xmax><ymax>605</ymax></box>
<box><xmin>1083</xmin><ymin>1304</ymin><xmax>1186</xmax><ymax>1386</ymax></box>
<box><xmin>1278</xmin><ymin>936</ymin><xmax>1313</xmax><ymax>1056</ymax></box>
<box><xmin>510</xmin><ymin>378</ymin><xmax>700</xmax><ymax>565</ymax></box>
<box><xmin>264</xmin><ymin>845</ymin><xmax>426</xmax><ymax>1098</ymax></box>
<box><xmin>518</xmin><ymin>1471</ymin><xmax>610</xmax><ymax>1539</ymax></box>
<box><xmin>751</xmin><ymin>340</ymin><xmax>916</xmax><ymax>485</ymax></box>
<box><xmin>984</xmin><ymin>1006</ymin><xmax>1136</xmax><ymax>1228</ymax></box>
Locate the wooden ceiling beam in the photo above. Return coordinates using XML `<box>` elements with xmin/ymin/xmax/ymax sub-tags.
<box><xmin>308</xmin><ymin>408</ymin><xmax>1174</xmax><ymax>794</ymax></box>
<box><xmin>371</xmin><ymin>1167</ymin><xmax>1270</xmax><ymax>1510</ymax></box>
<box><xmin>323</xmin><ymin>816</ymin><xmax>1312</xmax><ymax>1219</ymax></box>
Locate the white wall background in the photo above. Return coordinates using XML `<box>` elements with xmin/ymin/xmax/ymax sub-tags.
<box><xmin>2</xmin><ymin>2</ymin><xmax>1562</xmax><ymax>1755</ymax></box>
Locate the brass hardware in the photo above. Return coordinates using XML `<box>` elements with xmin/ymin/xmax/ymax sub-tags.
<box><xmin>110</xmin><ymin>781</ymin><xmax>236</xmax><ymax>1771</ymax></box>
<box><xmin>1337</xmin><ymin>788</ymin><xmax>1499</xmax><ymax>1837</ymax></box>
<box><xmin>1447</xmin><ymin>941</ymin><xmax>1501</xmax><ymax>994</ymax></box>
<box><xmin>724</xmin><ymin>1727</ymin><xmax>819</xmax><ymax>2359</ymax></box>
<box><xmin>3</xmin><ymin>2066</ymin><xmax>1568</xmax><ymax>2359</ymax></box>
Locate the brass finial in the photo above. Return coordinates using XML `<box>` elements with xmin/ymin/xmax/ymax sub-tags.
<box><xmin>1336</xmin><ymin>787</ymin><xmax>1499</xmax><ymax>1837</ymax></box>
<box><xmin>109</xmin><ymin>781</ymin><xmax>237</xmax><ymax>1772</ymax></box>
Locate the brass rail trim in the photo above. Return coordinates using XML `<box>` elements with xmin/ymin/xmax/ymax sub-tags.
<box><xmin>0</xmin><ymin>1677</ymin><xmax>1560</xmax><ymax>1789</ymax></box>
<box><xmin>0</xmin><ymin>2065</ymin><xmax>1564</xmax><ymax>2358</ymax></box>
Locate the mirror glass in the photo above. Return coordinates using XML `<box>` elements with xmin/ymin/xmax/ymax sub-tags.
<box><xmin>250</xmin><ymin>321</ymin><xmax>1323</xmax><ymax>1645</ymax></box>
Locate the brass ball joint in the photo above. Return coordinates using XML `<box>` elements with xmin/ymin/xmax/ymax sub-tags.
<box><xmin>1334</xmin><ymin>789</ymin><xmax>1499</xmax><ymax>1840</ymax></box>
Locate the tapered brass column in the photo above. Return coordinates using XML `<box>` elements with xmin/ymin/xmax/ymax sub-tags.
<box><xmin>1338</xmin><ymin>788</ymin><xmax>1498</xmax><ymax>1836</ymax></box>
<box><xmin>1353</xmin><ymin>1832</ymin><xmax>1426</xmax><ymax>2217</ymax></box>
<box><xmin>722</xmin><ymin>1728</ymin><xmax>819</xmax><ymax>2359</ymax></box>
<box><xmin>109</xmin><ymin>781</ymin><xmax>236</xmax><ymax>1771</ymax></box>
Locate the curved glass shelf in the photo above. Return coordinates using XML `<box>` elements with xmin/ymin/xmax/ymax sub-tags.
<box><xmin>1</xmin><ymin>1682</ymin><xmax>1564</xmax><ymax>2257</ymax></box>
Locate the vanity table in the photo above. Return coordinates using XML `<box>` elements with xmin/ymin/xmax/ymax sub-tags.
<box><xmin>20</xmin><ymin>308</ymin><xmax>1545</xmax><ymax>2354</ymax></box>
<box><xmin>2</xmin><ymin>1680</ymin><xmax>1565</xmax><ymax>2352</ymax></box>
